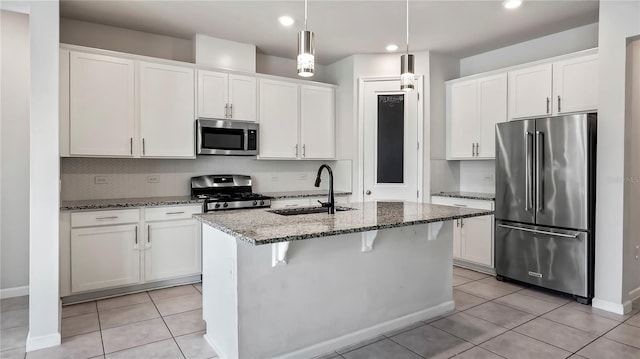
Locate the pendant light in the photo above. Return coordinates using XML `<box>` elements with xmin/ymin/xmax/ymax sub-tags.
<box><xmin>297</xmin><ymin>0</ymin><xmax>314</xmax><ymax>77</ymax></box>
<box><xmin>400</xmin><ymin>0</ymin><xmax>415</xmax><ymax>91</ymax></box>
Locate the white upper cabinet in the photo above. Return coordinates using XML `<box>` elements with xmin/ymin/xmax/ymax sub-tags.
<box><xmin>447</xmin><ymin>73</ymin><xmax>507</xmax><ymax>159</ymax></box>
<box><xmin>258</xmin><ymin>79</ymin><xmax>300</xmax><ymax>159</ymax></box>
<box><xmin>552</xmin><ymin>54</ymin><xmax>598</xmax><ymax>115</ymax></box>
<box><xmin>197</xmin><ymin>70</ymin><xmax>257</xmax><ymax>121</ymax></box>
<box><xmin>69</xmin><ymin>51</ymin><xmax>135</xmax><ymax>156</ymax></box>
<box><xmin>300</xmin><ymin>85</ymin><xmax>335</xmax><ymax>159</ymax></box>
<box><xmin>139</xmin><ymin>62</ymin><xmax>195</xmax><ymax>158</ymax></box>
<box><xmin>508</xmin><ymin>64</ymin><xmax>553</xmax><ymax>119</ymax></box>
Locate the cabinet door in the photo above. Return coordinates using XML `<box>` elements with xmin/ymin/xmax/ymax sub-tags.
<box><xmin>70</xmin><ymin>52</ymin><xmax>135</xmax><ymax>156</ymax></box>
<box><xmin>508</xmin><ymin>64</ymin><xmax>552</xmax><ymax>119</ymax></box>
<box><xmin>553</xmin><ymin>55</ymin><xmax>598</xmax><ymax>115</ymax></box>
<box><xmin>139</xmin><ymin>62</ymin><xmax>195</xmax><ymax>158</ymax></box>
<box><xmin>60</xmin><ymin>49</ymin><xmax>70</xmax><ymax>157</ymax></box>
<box><xmin>71</xmin><ymin>224</ymin><xmax>140</xmax><ymax>292</ymax></box>
<box><xmin>144</xmin><ymin>219</ymin><xmax>202</xmax><ymax>282</ymax></box>
<box><xmin>300</xmin><ymin>85</ymin><xmax>335</xmax><ymax>159</ymax></box>
<box><xmin>258</xmin><ymin>79</ymin><xmax>299</xmax><ymax>158</ymax></box>
<box><xmin>460</xmin><ymin>215</ymin><xmax>493</xmax><ymax>266</ymax></box>
<box><xmin>228</xmin><ymin>74</ymin><xmax>257</xmax><ymax>122</ymax></box>
<box><xmin>448</xmin><ymin>80</ymin><xmax>477</xmax><ymax>159</ymax></box>
<box><xmin>477</xmin><ymin>73</ymin><xmax>507</xmax><ymax>158</ymax></box>
<box><xmin>197</xmin><ymin>70</ymin><xmax>228</xmax><ymax>119</ymax></box>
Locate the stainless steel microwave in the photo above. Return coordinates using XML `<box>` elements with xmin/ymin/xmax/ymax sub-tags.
<box><xmin>196</xmin><ymin>119</ymin><xmax>258</xmax><ymax>156</ymax></box>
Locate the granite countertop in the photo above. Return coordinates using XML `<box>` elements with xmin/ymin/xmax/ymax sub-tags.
<box><xmin>261</xmin><ymin>190</ymin><xmax>352</xmax><ymax>200</ymax></box>
<box><xmin>433</xmin><ymin>192</ymin><xmax>495</xmax><ymax>201</ymax></box>
<box><xmin>193</xmin><ymin>201</ymin><xmax>493</xmax><ymax>245</ymax></box>
<box><xmin>60</xmin><ymin>196</ymin><xmax>204</xmax><ymax>211</ymax></box>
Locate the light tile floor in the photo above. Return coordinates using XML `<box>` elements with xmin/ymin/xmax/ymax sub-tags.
<box><xmin>2</xmin><ymin>269</ymin><xmax>640</xmax><ymax>359</ymax></box>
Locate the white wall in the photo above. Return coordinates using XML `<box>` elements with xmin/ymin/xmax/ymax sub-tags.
<box><xmin>0</xmin><ymin>10</ymin><xmax>30</xmax><ymax>296</ymax></box>
<box><xmin>593</xmin><ymin>0</ymin><xmax>640</xmax><ymax>314</ymax></box>
<box><xmin>60</xmin><ymin>158</ymin><xmax>349</xmax><ymax>200</ymax></box>
<box><xmin>60</xmin><ymin>18</ymin><xmax>193</xmax><ymax>62</ymax></box>
<box><xmin>460</xmin><ymin>22</ymin><xmax>599</xmax><ymax>76</ymax></box>
<box><xmin>428</xmin><ymin>52</ymin><xmax>460</xmax><ymax>195</ymax></box>
<box><xmin>28</xmin><ymin>0</ymin><xmax>61</xmax><ymax>351</ymax></box>
<box><xmin>256</xmin><ymin>53</ymin><xmax>331</xmax><ymax>83</ymax></box>
<box><xmin>623</xmin><ymin>39</ymin><xmax>640</xmax><ymax>306</ymax></box>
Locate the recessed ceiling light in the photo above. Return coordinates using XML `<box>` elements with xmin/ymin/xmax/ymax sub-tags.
<box><xmin>386</xmin><ymin>44</ymin><xmax>399</xmax><ymax>52</ymax></box>
<box><xmin>278</xmin><ymin>16</ymin><xmax>295</xmax><ymax>27</ymax></box>
<box><xmin>503</xmin><ymin>0</ymin><xmax>522</xmax><ymax>9</ymax></box>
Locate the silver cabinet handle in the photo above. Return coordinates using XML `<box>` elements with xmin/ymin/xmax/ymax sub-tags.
<box><xmin>229</xmin><ymin>104</ymin><xmax>233</xmax><ymax>118</ymax></box>
<box><xmin>525</xmin><ymin>131</ymin><xmax>534</xmax><ymax>211</ymax></box>
<box><xmin>224</xmin><ymin>104</ymin><xmax>229</xmax><ymax>118</ymax></box>
<box><xmin>142</xmin><ymin>138</ymin><xmax>146</xmax><ymax>155</ymax></box>
<box><xmin>475</xmin><ymin>143</ymin><xmax>479</xmax><ymax>156</ymax></box>
<box><xmin>557</xmin><ymin>95</ymin><xmax>561</xmax><ymax>113</ymax></box>
<box><xmin>460</xmin><ymin>219</ymin><xmax>464</xmax><ymax>228</ymax></box>
<box><xmin>295</xmin><ymin>144</ymin><xmax>298</xmax><ymax>157</ymax></box>
<box><xmin>96</xmin><ymin>216</ymin><xmax>118</xmax><ymax>220</ymax></box>
<box><xmin>130</xmin><ymin>138</ymin><xmax>133</xmax><ymax>155</ymax></box>
<box><xmin>365</xmin><ymin>190</ymin><xmax>371</xmax><ymax>195</ymax></box>
<box><xmin>147</xmin><ymin>224</ymin><xmax>151</xmax><ymax>244</ymax></box>
<box><xmin>165</xmin><ymin>211</ymin><xmax>185</xmax><ymax>215</ymax></box>
<box><xmin>135</xmin><ymin>225</ymin><xmax>138</xmax><ymax>245</ymax></box>
<box><xmin>471</xmin><ymin>143</ymin><xmax>475</xmax><ymax>157</ymax></box>
<box><xmin>302</xmin><ymin>144</ymin><xmax>306</xmax><ymax>157</ymax></box>
<box><xmin>546</xmin><ymin>97</ymin><xmax>550</xmax><ymax>114</ymax></box>
<box><xmin>498</xmin><ymin>224</ymin><xmax>579</xmax><ymax>239</ymax></box>
<box><xmin>456</xmin><ymin>219</ymin><xmax>459</xmax><ymax>227</ymax></box>
<box><xmin>452</xmin><ymin>204</ymin><xmax>468</xmax><ymax>207</ymax></box>
<box><xmin>536</xmin><ymin>131</ymin><xmax>544</xmax><ymax>212</ymax></box>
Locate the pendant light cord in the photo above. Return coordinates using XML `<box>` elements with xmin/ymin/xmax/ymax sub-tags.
<box><xmin>305</xmin><ymin>0</ymin><xmax>308</xmax><ymax>30</ymax></box>
<box><xmin>406</xmin><ymin>0</ymin><xmax>409</xmax><ymax>54</ymax></box>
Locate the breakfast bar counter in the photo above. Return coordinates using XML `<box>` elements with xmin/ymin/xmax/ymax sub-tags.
<box><xmin>194</xmin><ymin>202</ymin><xmax>492</xmax><ymax>359</ymax></box>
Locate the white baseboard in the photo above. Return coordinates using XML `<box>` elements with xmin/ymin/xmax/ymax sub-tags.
<box><xmin>592</xmin><ymin>297</ymin><xmax>626</xmax><ymax>315</ymax></box>
<box><xmin>628</xmin><ymin>285</ymin><xmax>640</xmax><ymax>300</ymax></box>
<box><xmin>1</xmin><ymin>285</ymin><xmax>29</xmax><ymax>299</ymax></box>
<box><xmin>274</xmin><ymin>301</ymin><xmax>455</xmax><ymax>359</ymax></box>
<box><xmin>204</xmin><ymin>333</ymin><xmax>231</xmax><ymax>359</ymax></box>
<box><xmin>26</xmin><ymin>332</ymin><xmax>61</xmax><ymax>352</ymax></box>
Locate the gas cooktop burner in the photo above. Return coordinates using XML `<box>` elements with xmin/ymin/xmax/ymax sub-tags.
<box><xmin>191</xmin><ymin>175</ymin><xmax>272</xmax><ymax>212</ymax></box>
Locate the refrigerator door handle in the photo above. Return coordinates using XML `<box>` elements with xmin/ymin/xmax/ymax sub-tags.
<box><xmin>536</xmin><ymin>131</ymin><xmax>544</xmax><ymax>212</ymax></box>
<box><xmin>525</xmin><ymin>131</ymin><xmax>533</xmax><ymax>211</ymax></box>
<box><xmin>497</xmin><ymin>224</ymin><xmax>579</xmax><ymax>239</ymax></box>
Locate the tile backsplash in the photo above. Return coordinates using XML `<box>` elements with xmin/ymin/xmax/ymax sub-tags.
<box><xmin>459</xmin><ymin>160</ymin><xmax>495</xmax><ymax>193</ymax></box>
<box><xmin>60</xmin><ymin>157</ymin><xmax>352</xmax><ymax>201</ymax></box>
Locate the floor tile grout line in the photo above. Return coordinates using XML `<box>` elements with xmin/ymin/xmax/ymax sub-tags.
<box><xmin>386</xmin><ymin>335</ymin><xmax>430</xmax><ymax>359</ymax></box>
<box><xmin>96</xmin><ymin>299</ymin><xmax>154</xmax><ymax>316</ymax></box>
<box><xmin>94</xmin><ymin>301</ymin><xmax>107</xmax><ymax>358</ymax></box>
<box><xmin>147</xmin><ymin>289</ymin><xmax>187</xmax><ymax>359</ymax></box>
<box><xmin>430</xmin><ymin>312</ymin><xmax>512</xmax><ymax>347</ymax></box>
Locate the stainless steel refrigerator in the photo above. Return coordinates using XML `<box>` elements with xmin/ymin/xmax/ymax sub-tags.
<box><xmin>495</xmin><ymin>113</ymin><xmax>596</xmax><ymax>304</ymax></box>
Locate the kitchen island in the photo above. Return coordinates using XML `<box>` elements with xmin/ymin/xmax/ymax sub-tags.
<box><xmin>193</xmin><ymin>201</ymin><xmax>492</xmax><ymax>359</ymax></box>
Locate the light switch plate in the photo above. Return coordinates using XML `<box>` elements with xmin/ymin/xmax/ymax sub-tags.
<box><xmin>147</xmin><ymin>175</ymin><xmax>160</xmax><ymax>183</ymax></box>
<box><xmin>94</xmin><ymin>176</ymin><xmax>109</xmax><ymax>184</ymax></box>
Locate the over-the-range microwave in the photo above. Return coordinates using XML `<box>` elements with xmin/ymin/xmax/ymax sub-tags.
<box><xmin>196</xmin><ymin>119</ymin><xmax>258</xmax><ymax>156</ymax></box>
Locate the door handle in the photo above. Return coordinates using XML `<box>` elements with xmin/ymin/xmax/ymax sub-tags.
<box><xmin>147</xmin><ymin>224</ymin><xmax>151</xmax><ymax>244</ymax></box>
<box><xmin>229</xmin><ymin>104</ymin><xmax>233</xmax><ymax>118</ymax></box>
<box><xmin>546</xmin><ymin>97</ymin><xmax>550</xmax><ymax>114</ymax></box>
<box><xmin>142</xmin><ymin>138</ymin><xmax>146</xmax><ymax>155</ymax></box>
<box><xmin>295</xmin><ymin>144</ymin><xmax>299</xmax><ymax>157</ymax></box>
<box><xmin>497</xmin><ymin>224</ymin><xmax>579</xmax><ymax>239</ymax></box>
<box><xmin>558</xmin><ymin>96</ymin><xmax>561</xmax><ymax>113</ymax></box>
<box><xmin>224</xmin><ymin>104</ymin><xmax>229</xmax><ymax>118</ymax></box>
<box><xmin>476</xmin><ymin>143</ymin><xmax>479</xmax><ymax>156</ymax></box>
<box><xmin>536</xmin><ymin>131</ymin><xmax>544</xmax><ymax>212</ymax></box>
<box><xmin>134</xmin><ymin>225</ymin><xmax>138</xmax><ymax>245</ymax></box>
<box><xmin>130</xmin><ymin>138</ymin><xmax>133</xmax><ymax>155</ymax></box>
<box><xmin>525</xmin><ymin>131</ymin><xmax>533</xmax><ymax>211</ymax></box>
<box><xmin>365</xmin><ymin>190</ymin><xmax>371</xmax><ymax>195</ymax></box>
<box><xmin>302</xmin><ymin>144</ymin><xmax>306</xmax><ymax>157</ymax></box>
<box><xmin>456</xmin><ymin>219</ymin><xmax>459</xmax><ymax>227</ymax></box>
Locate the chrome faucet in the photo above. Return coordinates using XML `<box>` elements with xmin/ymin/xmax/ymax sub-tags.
<box><xmin>314</xmin><ymin>164</ymin><xmax>335</xmax><ymax>214</ymax></box>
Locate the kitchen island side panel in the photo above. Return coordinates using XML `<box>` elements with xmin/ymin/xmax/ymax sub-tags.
<box><xmin>233</xmin><ymin>223</ymin><xmax>454</xmax><ymax>358</ymax></box>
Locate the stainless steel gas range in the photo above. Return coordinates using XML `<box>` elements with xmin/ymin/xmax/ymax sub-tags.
<box><xmin>191</xmin><ymin>175</ymin><xmax>271</xmax><ymax>213</ymax></box>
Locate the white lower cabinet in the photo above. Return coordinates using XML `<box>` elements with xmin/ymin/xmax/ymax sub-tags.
<box><xmin>432</xmin><ymin>196</ymin><xmax>494</xmax><ymax>268</ymax></box>
<box><xmin>62</xmin><ymin>204</ymin><xmax>202</xmax><ymax>296</ymax></box>
<box><xmin>144</xmin><ymin>219</ymin><xmax>201</xmax><ymax>282</ymax></box>
<box><xmin>71</xmin><ymin>224</ymin><xmax>140</xmax><ymax>293</ymax></box>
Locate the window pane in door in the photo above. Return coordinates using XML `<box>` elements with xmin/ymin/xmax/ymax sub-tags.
<box><xmin>377</xmin><ymin>94</ymin><xmax>404</xmax><ymax>183</ymax></box>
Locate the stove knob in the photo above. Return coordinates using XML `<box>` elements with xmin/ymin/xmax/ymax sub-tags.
<box><xmin>223</xmin><ymin>202</ymin><xmax>229</xmax><ymax>208</ymax></box>
<box><xmin>214</xmin><ymin>203</ymin><xmax>221</xmax><ymax>209</ymax></box>
<box><xmin>253</xmin><ymin>200</ymin><xmax>258</xmax><ymax>206</ymax></box>
<box><xmin>260</xmin><ymin>200</ymin><xmax>265</xmax><ymax>206</ymax></box>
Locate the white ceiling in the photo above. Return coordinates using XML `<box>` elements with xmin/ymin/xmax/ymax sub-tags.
<box><xmin>59</xmin><ymin>0</ymin><xmax>599</xmax><ymax>65</ymax></box>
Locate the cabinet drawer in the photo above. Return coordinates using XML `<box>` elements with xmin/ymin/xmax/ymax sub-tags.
<box><xmin>144</xmin><ymin>205</ymin><xmax>202</xmax><ymax>221</ymax></box>
<box><xmin>71</xmin><ymin>209</ymin><xmax>140</xmax><ymax>228</ymax></box>
<box><xmin>431</xmin><ymin>196</ymin><xmax>493</xmax><ymax>210</ymax></box>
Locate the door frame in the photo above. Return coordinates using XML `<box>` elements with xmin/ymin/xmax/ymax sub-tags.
<box><xmin>357</xmin><ymin>76</ymin><xmax>425</xmax><ymax>203</ymax></box>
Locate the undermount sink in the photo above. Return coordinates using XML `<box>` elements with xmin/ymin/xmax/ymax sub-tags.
<box><xmin>268</xmin><ymin>206</ymin><xmax>356</xmax><ymax>216</ymax></box>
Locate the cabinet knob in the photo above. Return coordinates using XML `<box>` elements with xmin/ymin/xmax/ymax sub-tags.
<box><xmin>365</xmin><ymin>190</ymin><xmax>371</xmax><ymax>195</ymax></box>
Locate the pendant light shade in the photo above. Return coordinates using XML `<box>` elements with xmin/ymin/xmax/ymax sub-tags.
<box><xmin>400</xmin><ymin>0</ymin><xmax>414</xmax><ymax>91</ymax></box>
<box><xmin>298</xmin><ymin>30</ymin><xmax>314</xmax><ymax>77</ymax></box>
<box><xmin>297</xmin><ymin>0</ymin><xmax>314</xmax><ymax>77</ymax></box>
<box><xmin>401</xmin><ymin>54</ymin><xmax>415</xmax><ymax>91</ymax></box>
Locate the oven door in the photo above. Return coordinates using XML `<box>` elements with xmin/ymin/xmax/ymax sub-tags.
<box><xmin>197</xmin><ymin>119</ymin><xmax>258</xmax><ymax>155</ymax></box>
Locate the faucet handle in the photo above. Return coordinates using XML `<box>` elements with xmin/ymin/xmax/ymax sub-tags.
<box><xmin>318</xmin><ymin>200</ymin><xmax>330</xmax><ymax>208</ymax></box>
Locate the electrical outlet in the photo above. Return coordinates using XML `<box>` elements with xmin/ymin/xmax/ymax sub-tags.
<box><xmin>94</xmin><ymin>176</ymin><xmax>109</xmax><ymax>185</ymax></box>
<box><xmin>482</xmin><ymin>174</ymin><xmax>494</xmax><ymax>182</ymax></box>
<box><xmin>635</xmin><ymin>244</ymin><xmax>639</xmax><ymax>260</ymax></box>
<box><xmin>298</xmin><ymin>174</ymin><xmax>308</xmax><ymax>181</ymax></box>
<box><xmin>271</xmin><ymin>176</ymin><xmax>279</xmax><ymax>182</ymax></box>
<box><xmin>147</xmin><ymin>175</ymin><xmax>160</xmax><ymax>183</ymax></box>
